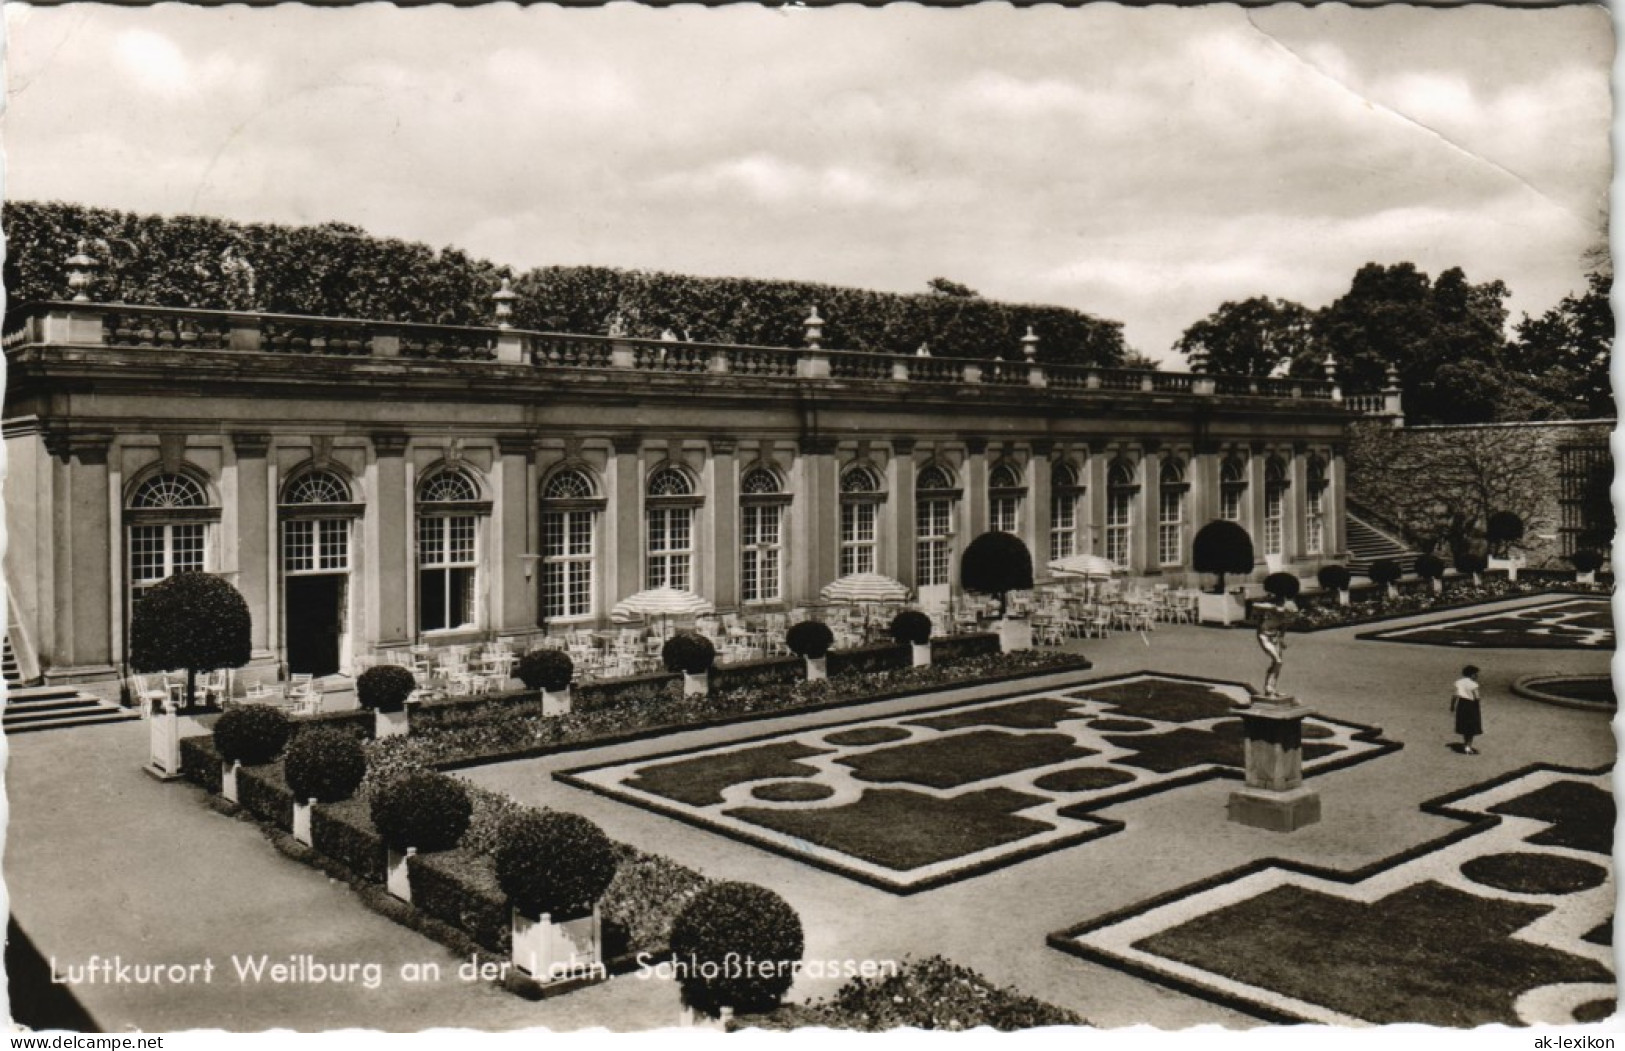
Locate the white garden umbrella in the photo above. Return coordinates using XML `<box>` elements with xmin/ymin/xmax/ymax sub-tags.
<box><xmin>610</xmin><ymin>587</ymin><xmax>715</xmax><ymax>624</ymax></box>
<box><xmin>1047</xmin><ymin>553</ymin><xmax>1120</xmax><ymax>578</ymax></box>
<box><xmin>820</xmin><ymin>573</ymin><xmax>910</xmax><ymax>604</ymax></box>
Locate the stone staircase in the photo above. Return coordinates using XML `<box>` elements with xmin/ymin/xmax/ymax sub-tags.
<box><xmin>1345</xmin><ymin>511</ymin><xmax>1420</xmax><ymax>579</ymax></box>
<box><xmin>3</xmin><ymin>635</ymin><xmax>140</xmax><ymax>734</ymax></box>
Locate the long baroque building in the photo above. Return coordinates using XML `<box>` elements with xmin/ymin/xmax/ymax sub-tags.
<box><xmin>4</xmin><ymin>297</ymin><xmax>1362</xmax><ymax>698</ymax></box>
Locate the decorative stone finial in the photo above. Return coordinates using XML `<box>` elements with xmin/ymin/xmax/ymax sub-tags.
<box><xmin>1383</xmin><ymin>363</ymin><xmax>1401</xmax><ymax>390</ymax></box>
<box><xmin>916</xmin><ymin>342</ymin><xmax>931</xmax><ymax>358</ymax></box>
<box><xmin>66</xmin><ymin>240</ymin><xmax>99</xmax><ymax>303</ymax></box>
<box><xmin>491</xmin><ymin>277</ymin><xmax>518</xmax><ymax>330</ymax></box>
<box><xmin>803</xmin><ymin>306</ymin><xmax>824</xmax><ymax>350</ymax></box>
<box><xmin>1021</xmin><ymin>326</ymin><xmax>1039</xmax><ymax>362</ymax></box>
<box><xmin>1322</xmin><ymin>352</ymin><xmax>1338</xmax><ymax>383</ymax></box>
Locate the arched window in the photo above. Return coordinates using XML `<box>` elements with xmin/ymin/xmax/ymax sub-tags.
<box><xmin>542</xmin><ymin>467</ymin><xmax>601</xmax><ymax>620</ymax></box>
<box><xmin>1305</xmin><ymin>457</ymin><xmax>1327</xmax><ymax>556</ymax></box>
<box><xmin>127</xmin><ymin>472</ymin><xmax>214</xmax><ymax>609</ymax></box>
<box><xmin>840</xmin><ymin>464</ymin><xmax>886</xmax><ymax>576</ymax></box>
<box><xmin>282</xmin><ymin>470</ymin><xmax>354</xmax><ymax>576</ymax></box>
<box><xmin>1050</xmin><ymin>461</ymin><xmax>1085</xmax><ymax>561</ymax></box>
<box><xmin>646</xmin><ymin>464</ymin><xmax>699</xmax><ymax>591</ymax></box>
<box><xmin>417</xmin><ymin>467</ymin><xmax>484</xmax><ymax>633</ymax></box>
<box><xmin>740</xmin><ymin>466</ymin><xmax>787</xmax><ymax>603</ymax></box>
<box><xmin>1106</xmin><ymin>460</ymin><xmax>1136</xmax><ymax>569</ymax></box>
<box><xmin>916</xmin><ymin>463</ymin><xmax>959</xmax><ymax>587</ymax></box>
<box><xmin>1219</xmin><ymin>456</ymin><xmax>1247</xmax><ymax>522</ymax></box>
<box><xmin>1158</xmin><ymin>459</ymin><xmax>1187</xmax><ymax>566</ymax></box>
<box><xmin>988</xmin><ymin>460</ymin><xmax>1025</xmax><ymax>535</ymax></box>
<box><xmin>1264</xmin><ymin>457</ymin><xmax>1288</xmax><ymax>557</ymax></box>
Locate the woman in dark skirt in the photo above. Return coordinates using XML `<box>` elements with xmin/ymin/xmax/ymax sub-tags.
<box><xmin>1452</xmin><ymin>665</ymin><xmax>1483</xmax><ymax>754</ymax></box>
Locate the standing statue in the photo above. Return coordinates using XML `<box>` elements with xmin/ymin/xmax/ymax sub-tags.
<box><xmin>1254</xmin><ymin>599</ymin><xmax>1289</xmax><ymax>698</ymax></box>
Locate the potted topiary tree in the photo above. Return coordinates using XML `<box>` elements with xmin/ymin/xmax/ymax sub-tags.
<box><xmin>369</xmin><ymin>771</ymin><xmax>472</xmax><ymax>903</ymax></box>
<box><xmin>785</xmin><ymin>620</ymin><xmax>835</xmax><ymax>681</ymax></box>
<box><xmin>517</xmin><ymin>649</ymin><xmax>575</xmax><ymax>716</ymax></box>
<box><xmin>960</xmin><ymin>531</ymin><xmax>1035</xmax><ymax>652</ymax></box>
<box><xmin>1317</xmin><ymin>564</ymin><xmax>1352</xmax><ymax>607</ymax></box>
<box><xmin>1570</xmin><ymin>549</ymin><xmax>1604</xmax><ymax>585</ymax></box>
<box><xmin>890</xmin><ymin>609</ymin><xmax>934</xmax><ymax>667</ymax></box>
<box><xmin>211</xmin><ymin>704</ymin><xmax>292</xmax><ymax>804</ymax></box>
<box><xmin>1262</xmin><ymin>572</ymin><xmax>1301</xmax><ymax>611</ymax></box>
<box><xmin>131</xmin><ymin>572</ymin><xmax>252</xmax><ymax>778</ymax></box>
<box><xmin>669</xmin><ymin>881</ymin><xmax>804</xmax><ymax>1028</ymax></box>
<box><xmin>283</xmin><ymin>727</ymin><xmax>366</xmax><ymax>847</ymax></box>
<box><xmin>663</xmin><ymin>632</ymin><xmax>716</xmax><ymax>698</ymax></box>
<box><xmin>1192</xmin><ymin>520</ymin><xmax>1255</xmax><ymax>624</ymax></box>
<box><xmin>1486</xmin><ymin>511</ymin><xmax>1526</xmax><ymax>579</ymax></box>
<box><xmin>357</xmin><ymin>665</ymin><xmax>416</xmax><ymax>739</ymax></box>
<box><xmin>1453</xmin><ymin>550</ymin><xmax>1488</xmax><ymax>588</ymax></box>
<box><xmin>1414</xmin><ymin>553</ymin><xmax>1446</xmax><ymax>594</ymax></box>
<box><xmin>1369</xmin><ymin>558</ymin><xmax>1403</xmax><ymax>598</ymax></box>
<box><xmin>495</xmin><ymin>810</ymin><xmax>619</xmax><ymax>985</ymax></box>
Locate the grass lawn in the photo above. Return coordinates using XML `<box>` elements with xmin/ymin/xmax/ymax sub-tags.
<box><xmin>906</xmin><ymin>697</ymin><xmax>1085</xmax><ymax>732</ymax></box>
<box><xmin>1459</xmin><ymin>852</ymin><xmax>1609</xmax><ymax>895</ymax></box>
<box><xmin>1490</xmin><ymin>779</ymin><xmax>1615</xmax><ymax>855</ymax></box>
<box><xmin>1361</xmin><ymin>599</ymin><xmax>1613</xmax><ymax>650</ymax></box>
<box><xmin>729</xmin><ymin>787</ymin><xmax>1054</xmax><ymax>871</ymax></box>
<box><xmin>1072</xmin><ymin>679</ymin><xmax>1238</xmax><ymax>722</ymax></box>
<box><xmin>839</xmin><ymin>730</ymin><xmax>1095</xmax><ymax>789</ymax></box>
<box><xmin>1101</xmin><ymin>720</ymin><xmax>1344</xmax><ymax>775</ymax></box>
<box><xmin>625</xmin><ymin>740</ymin><xmax>830</xmax><ymax>806</ymax></box>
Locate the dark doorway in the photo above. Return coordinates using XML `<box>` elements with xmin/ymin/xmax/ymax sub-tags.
<box><xmin>286</xmin><ymin>575</ymin><xmax>345</xmax><ymax>676</ymax></box>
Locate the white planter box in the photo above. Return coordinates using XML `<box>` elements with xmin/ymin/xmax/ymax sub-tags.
<box><xmin>997</xmin><ymin>617</ymin><xmax>1032</xmax><ymax>653</ymax></box>
<box><xmin>511</xmin><ymin>906</ymin><xmax>603</xmax><ymax>984</ymax></box>
<box><xmin>386</xmin><ymin>846</ymin><xmax>416</xmax><ymax>902</ymax></box>
<box><xmin>681</xmin><ymin>1005</ymin><xmax>734</xmax><ymax>1030</ymax></box>
<box><xmin>221</xmin><ymin>760</ymin><xmax>241</xmax><ymax>803</ymax></box>
<box><xmin>682</xmin><ymin>670</ymin><xmax>709</xmax><ymax>698</ymax></box>
<box><xmin>804</xmin><ymin>656</ymin><xmax>828</xmax><ymax>682</ymax></box>
<box><xmin>1337</xmin><ymin>590</ymin><xmax>1350</xmax><ymax>607</ymax></box>
<box><xmin>1198</xmin><ymin>591</ymin><xmax>1248</xmax><ymax>625</ymax></box>
<box><xmin>375</xmin><ymin>708</ymin><xmax>410</xmax><ymax>739</ymax></box>
<box><xmin>293</xmin><ymin>799</ymin><xmax>315</xmax><ymax>846</ymax></box>
<box><xmin>1488</xmin><ymin>556</ymin><xmax>1522</xmax><ymax>581</ymax></box>
<box><xmin>149</xmin><ymin>709</ymin><xmax>182</xmax><ymax>777</ymax></box>
<box><xmin>911</xmin><ymin>643</ymin><xmax>932</xmax><ymax>668</ymax></box>
<box><xmin>1578</xmin><ymin>571</ymin><xmax>1597</xmax><ymax>585</ymax></box>
<box><xmin>542</xmin><ymin>686</ymin><xmax>572</xmax><ymax>717</ymax></box>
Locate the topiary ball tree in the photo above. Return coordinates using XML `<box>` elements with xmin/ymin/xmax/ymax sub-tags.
<box><xmin>1570</xmin><ymin>549</ymin><xmax>1605</xmax><ymax>574</ymax></box>
<box><xmin>516</xmin><ymin>649</ymin><xmax>574</xmax><ymax>692</ymax></box>
<box><xmin>212</xmin><ymin>704</ymin><xmax>293</xmax><ymax>767</ymax></box>
<box><xmin>1262</xmin><ymin>573</ymin><xmax>1301</xmax><ymax>603</ymax></box>
<box><xmin>959</xmin><ymin>531</ymin><xmax>1034</xmax><ymax>618</ymax></box>
<box><xmin>1192</xmin><ymin>521</ymin><xmax>1255</xmax><ymax>595</ymax></box>
<box><xmin>785</xmin><ymin>620</ymin><xmax>835</xmax><ymax>660</ymax></box>
<box><xmin>889</xmin><ymin>610</ymin><xmax>933</xmax><ymax>646</ymax></box>
<box><xmin>283</xmin><ymin>727</ymin><xmax>367</xmax><ymax>804</ymax></box>
<box><xmin>129</xmin><ymin>572</ymin><xmax>251</xmax><ymax>709</ymax></box>
<box><xmin>495</xmin><ymin>810</ymin><xmax>619</xmax><ymax>921</ymax></box>
<box><xmin>1317</xmin><ymin>564</ymin><xmax>1352</xmax><ymax>594</ymax></box>
<box><xmin>370</xmin><ymin>772</ymin><xmax>472</xmax><ymax>853</ymax></box>
<box><xmin>1414</xmin><ymin>553</ymin><xmax>1446</xmax><ymax>582</ymax></box>
<box><xmin>1369</xmin><ymin>559</ymin><xmax>1403</xmax><ymax>588</ymax></box>
<box><xmin>669</xmin><ymin>881</ymin><xmax>805</xmax><ymax>1018</ymax></box>
<box><xmin>1454</xmin><ymin>550</ymin><xmax>1488</xmax><ymax>578</ymax></box>
<box><xmin>662</xmin><ymin>632</ymin><xmax>716</xmax><ymax>676</ymax></box>
<box><xmin>1486</xmin><ymin>511</ymin><xmax>1525</xmax><ymax>558</ymax></box>
<box><xmin>357</xmin><ymin>665</ymin><xmax>416</xmax><ymax>713</ymax></box>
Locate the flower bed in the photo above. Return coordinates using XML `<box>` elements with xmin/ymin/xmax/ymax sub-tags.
<box><xmin>753</xmin><ymin>954</ymin><xmax>1084</xmax><ymax>1030</ymax></box>
<box><xmin>1259</xmin><ymin>578</ymin><xmax>1610</xmax><ymax>633</ymax></box>
<box><xmin>373</xmin><ymin>647</ymin><xmax>1091</xmax><ymax>772</ymax></box>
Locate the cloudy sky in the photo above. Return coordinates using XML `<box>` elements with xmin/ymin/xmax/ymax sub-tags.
<box><xmin>1</xmin><ymin>4</ymin><xmax>1611</xmax><ymax>362</ymax></box>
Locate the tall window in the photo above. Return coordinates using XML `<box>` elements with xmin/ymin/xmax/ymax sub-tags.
<box><xmin>915</xmin><ymin>463</ymin><xmax>958</xmax><ymax>587</ymax></box>
<box><xmin>988</xmin><ymin>461</ymin><xmax>1024</xmax><ymax>534</ymax></box>
<box><xmin>282</xmin><ymin>470</ymin><xmax>352</xmax><ymax>575</ymax></box>
<box><xmin>541</xmin><ymin>468</ymin><xmax>599</xmax><ymax>620</ymax></box>
<box><xmin>1050</xmin><ymin>461</ymin><xmax>1083</xmax><ymax>561</ymax></box>
<box><xmin>740</xmin><ymin>466</ymin><xmax>785</xmax><ymax>603</ymax></box>
<box><xmin>1106</xmin><ymin>460</ymin><xmax>1135</xmax><ymax>569</ymax></box>
<box><xmin>1264</xmin><ymin>457</ymin><xmax>1288</xmax><ymax>557</ymax></box>
<box><xmin>1219</xmin><ymin>456</ymin><xmax>1247</xmax><ymax>522</ymax></box>
<box><xmin>1158</xmin><ymin>459</ymin><xmax>1187</xmax><ymax>566</ymax></box>
<box><xmin>646</xmin><ymin>465</ymin><xmax>697</xmax><ymax>591</ymax></box>
<box><xmin>417</xmin><ymin>468</ymin><xmax>482</xmax><ymax>633</ymax></box>
<box><xmin>127</xmin><ymin>472</ymin><xmax>212</xmax><ymax>607</ymax></box>
<box><xmin>1305</xmin><ymin>457</ymin><xmax>1326</xmax><ymax>556</ymax></box>
<box><xmin>840</xmin><ymin>464</ymin><xmax>884</xmax><ymax>576</ymax></box>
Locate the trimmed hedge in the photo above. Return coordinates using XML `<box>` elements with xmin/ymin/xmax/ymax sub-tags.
<box><xmin>1415</xmin><ymin>553</ymin><xmax>1446</xmax><ymax>581</ymax></box>
<box><xmin>238</xmin><ymin>762</ymin><xmax>295</xmax><ymax>832</ymax></box>
<box><xmin>890</xmin><ymin>610</ymin><xmax>933</xmax><ymax>646</ymax></box>
<box><xmin>670</xmin><ymin>882</ymin><xmax>805</xmax><ymax>1017</ymax></box>
<box><xmin>370</xmin><ymin>772</ymin><xmax>472</xmax><ymax>853</ymax></box>
<box><xmin>213</xmin><ymin>705</ymin><xmax>292</xmax><ymax>767</ymax></box>
<box><xmin>515</xmin><ymin>649</ymin><xmax>573</xmax><ymax>692</ymax></box>
<box><xmin>284</xmin><ymin>728</ymin><xmax>368</xmax><ymax>804</ymax></box>
<box><xmin>358</xmin><ymin>665</ymin><xmax>415</xmax><ymax>713</ymax></box>
<box><xmin>1262</xmin><ymin>573</ymin><xmax>1301</xmax><ymax>601</ymax></box>
<box><xmin>785</xmin><ymin>621</ymin><xmax>836</xmax><ymax>660</ymax></box>
<box><xmin>662</xmin><ymin>632</ymin><xmax>716</xmax><ymax>675</ymax></box>
<box><xmin>1317</xmin><ymin>564</ymin><xmax>1352</xmax><ymax>593</ymax></box>
<box><xmin>409</xmin><ymin>848</ymin><xmax>511</xmax><ymax>955</ymax></box>
<box><xmin>495</xmin><ymin>810</ymin><xmax>619</xmax><ymax>921</ymax></box>
<box><xmin>310</xmin><ymin>797</ymin><xmax>387</xmax><ymax>883</ymax></box>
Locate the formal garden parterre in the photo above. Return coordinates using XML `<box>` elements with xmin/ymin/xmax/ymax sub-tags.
<box><xmin>1357</xmin><ymin>597</ymin><xmax>1613</xmax><ymax>650</ymax></box>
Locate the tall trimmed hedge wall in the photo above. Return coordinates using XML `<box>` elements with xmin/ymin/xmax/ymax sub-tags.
<box><xmin>6</xmin><ymin>201</ymin><xmax>1126</xmax><ymax>367</ymax></box>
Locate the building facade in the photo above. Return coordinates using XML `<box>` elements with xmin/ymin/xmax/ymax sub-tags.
<box><xmin>5</xmin><ymin>301</ymin><xmax>1355</xmax><ymax>697</ymax></box>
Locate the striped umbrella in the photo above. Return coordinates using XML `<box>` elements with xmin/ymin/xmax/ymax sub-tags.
<box><xmin>610</xmin><ymin>587</ymin><xmax>716</xmax><ymax>623</ymax></box>
<box><xmin>1047</xmin><ymin>553</ymin><xmax>1120</xmax><ymax>578</ymax></box>
<box><xmin>820</xmin><ymin>573</ymin><xmax>910</xmax><ymax>604</ymax></box>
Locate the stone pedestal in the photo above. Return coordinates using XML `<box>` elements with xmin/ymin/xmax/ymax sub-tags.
<box><xmin>1227</xmin><ymin>695</ymin><xmax>1321</xmax><ymax>832</ymax></box>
